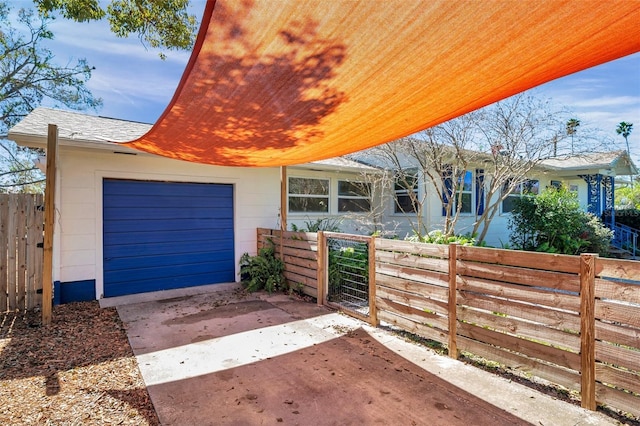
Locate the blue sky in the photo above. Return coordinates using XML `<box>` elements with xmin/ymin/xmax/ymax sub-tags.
<box><xmin>14</xmin><ymin>1</ymin><xmax>640</xmax><ymax>163</ymax></box>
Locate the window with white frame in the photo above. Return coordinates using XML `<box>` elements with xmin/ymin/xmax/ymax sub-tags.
<box><xmin>394</xmin><ymin>169</ymin><xmax>419</xmax><ymax>213</ymax></box>
<box><xmin>338</xmin><ymin>180</ymin><xmax>371</xmax><ymax>213</ymax></box>
<box><xmin>502</xmin><ymin>179</ymin><xmax>539</xmax><ymax>213</ymax></box>
<box><xmin>455</xmin><ymin>170</ymin><xmax>473</xmax><ymax>214</ymax></box>
<box><xmin>288</xmin><ymin>177</ymin><xmax>329</xmax><ymax>213</ymax></box>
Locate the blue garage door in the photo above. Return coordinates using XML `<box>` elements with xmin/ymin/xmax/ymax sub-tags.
<box><xmin>103</xmin><ymin>179</ymin><xmax>235</xmax><ymax>297</ymax></box>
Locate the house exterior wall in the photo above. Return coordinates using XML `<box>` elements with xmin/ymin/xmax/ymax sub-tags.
<box><xmin>50</xmin><ymin>143</ymin><xmax>614</xmax><ymax>301</ymax></box>
<box><xmin>55</xmin><ymin>148</ymin><xmax>281</xmax><ymax>300</ymax></box>
<box><xmin>375</xmin><ymin>170</ymin><xmax>592</xmax><ymax>248</ymax></box>
<box><xmin>285</xmin><ymin>167</ymin><xmax>379</xmax><ymax>235</ymax></box>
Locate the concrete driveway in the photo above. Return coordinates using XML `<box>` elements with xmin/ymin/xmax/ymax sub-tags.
<box><xmin>103</xmin><ymin>284</ymin><xmax>615</xmax><ymax>426</ymax></box>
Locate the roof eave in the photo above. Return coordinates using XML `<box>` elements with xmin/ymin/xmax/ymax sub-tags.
<box><xmin>8</xmin><ymin>130</ymin><xmax>142</xmax><ymax>154</ymax></box>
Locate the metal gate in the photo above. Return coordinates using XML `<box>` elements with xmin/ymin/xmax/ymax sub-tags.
<box><xmin>320</xmin><ymin>232</ymin><xmax>376</xmax><ymax>325</ymax></box>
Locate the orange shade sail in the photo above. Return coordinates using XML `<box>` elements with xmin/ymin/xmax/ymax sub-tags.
<box><xmin>124</xmin><ymin>0</ymin><xmax>640</xmax><ymax>167</ymax></box>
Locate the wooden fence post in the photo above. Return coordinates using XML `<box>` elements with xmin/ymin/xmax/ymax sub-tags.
<box><xmin>580</xmin><ymin>253</ymin><xmax>597</xmax><ymax>411</ymax></box>
<box><xmin>368</xmin><ymin>235</ymin><xmax>377</xmax><ymax>326</ymax></box>
<box><xmin>256</xmin><ymin>228</ymin><xmax>261</xmax><ymax>251</ymax></box>
<box><xmin>448</xmin><ymin>243</ymin><xmax>458</xmax><ymax>359</ymax></box>
<box><xmin>42</xmin><ymin>124</ymin><xmax>58</xmax><ymax>326</ymax></box>
<box><xmin>280</xmin><ymin>166</ymin><xmax>287</xmax><ymax>262</ymax></box>
<box><xmin>316</xmin><ymin>231</ymin><xmax>325</xmax><ymax>306</ymax></box>
<box><xmin>0</xmin><ymin>196</ymin><xmax>7</xmax><ymax>312</ymax></box>
<box><xmin>7</xmin><ymin>195</ymin><xmax>17</xmax><ymax>310</ymax></box>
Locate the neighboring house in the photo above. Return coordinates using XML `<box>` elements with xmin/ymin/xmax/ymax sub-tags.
<box><xmin>8</xmin><ymin>108</ymin><xmax>637</xmax><ymax>303</ymax></box>
<box><xmin>8</xmin><ymin>108</ymin><xmax>376</xmax><ymax>303</ymax></box>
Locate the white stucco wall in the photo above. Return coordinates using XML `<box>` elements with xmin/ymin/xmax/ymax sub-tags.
<box><xmin>55</xmin><ymin>147</ymin><xmax>281</xmax><ymax>299</ymax></box>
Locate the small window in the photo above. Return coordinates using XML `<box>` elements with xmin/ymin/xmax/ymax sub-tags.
<box><xmin>550</xmin><ymin>180</ymin><xmax>562</xmax><ymax>189</ymax></box>
<box><xmin>502</xmin><ymin>179</ymin><xmax>539</xmax><ymax>213</ymax></box>
<box><xmin>455</xmin><ymin>170</ymin><xmax>473</xmax><ymax>214</ymax></box>
<box><xmin>288</xmin><ymin>177</ymin><xmax>329</xmax><ymax>213</ymax></box>
<box><xmin>394</xmin><ymin>169</ymin><xmax>419</xmax><ymax>213</ymax></box>
<box><xmin>338</xmin><ymin>181</ymin><xmax>371</xmax><ymax>212</ymax></box>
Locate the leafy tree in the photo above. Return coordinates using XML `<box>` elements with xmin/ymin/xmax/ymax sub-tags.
<box><xmin>358</xmin><ymin>94</ymin><xmax>566</xmax><ymax>242</ymax></box>
<box><xmin>0</xmin><ymin>3</ymin><xmax>101</xmax><ymax>192</ymax></box>
<box><xmin>615</xmin><ymin>181</ymin><xmax>640</xmax><ymax>209</ymax></box>
<box><xmin>508</xmin><ymin>187</ymin><xmax>612</xmax><ymax>256</ymax></box>
<box><xmin>33</xmin><ymin>0</ymin><xmax>198</xmax><ymax>59</ymax></box>
<box><xmin>616</xmin><ymin>121</ymin><xmax>633</xmax><ymax>160</ymax></box>
<box><xmin>0</xmin><ymin>143</ymin><xmax>45</xmax><ymax>193</ymax></box>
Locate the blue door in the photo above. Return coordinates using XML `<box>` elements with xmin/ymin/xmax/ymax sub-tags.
<box><xmin>103</xmin><ymin>179</ymin><xmax>235</xmax><ymax>297</ymax></box>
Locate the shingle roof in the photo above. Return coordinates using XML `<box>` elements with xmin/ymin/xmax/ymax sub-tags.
<box><xmin>8</xmin><ymin>107</ymin><xmax>378</xmax><ymax>171</ymax></box>
<box><xmin>299</xmin><ymin>156</ymin><xmax>379</xmax><ymax>172</ymax></box>
<box><xmin>8</xmin><ymin>107</ymin><xmax>152</xmax><ymax>144</ymax></box>
<box><xmin>9</xmin><ymin>108</ymin><xmax>634</xmax><ymax>175</ymax></box>
<box><xmin>540</xmin><ymin>151</ymin><xmax>637</xmax><ymax>175</ymax></box>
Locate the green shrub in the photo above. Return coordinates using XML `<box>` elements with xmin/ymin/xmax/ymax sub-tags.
<box><xmin>508</xmin><ymin>187</ymin><xmax>612</xmax><ymax>256</ymax></box>
<box><xmin>405</xmin><ymin>230</ymin><xmax>478</xmax><ymax>246</ymax></box>
<box><xmin>327</xmin><ymin>241</ymin><xmax>368</xmax><ymax>298</ymax></box>
<box><xmin>581</xmin><ymin>213</ymin><xmax>613</xmax><ymax>256</ymax></box>
<box><xmin>614</xmin><ymin>181</ymin><xmax>640</xmax><ymax>209</ymax></box>
<box><xmin>239</xmin><ymin>240</ymin><xmax>285</xmax><ymax>293</ymax></box>
<box><xmin>291</xmin><ymin>217</ymin><xmax>342</xmax><ymax>232</ymax></box>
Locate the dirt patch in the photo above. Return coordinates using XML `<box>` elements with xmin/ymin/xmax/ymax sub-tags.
<box><xmin>162</xmin><ymin>299</ymin><xmax>275</xmax><ymax>325</ymax></box>
<box><xmin>0</xmin><ymin>302</ymin><xmax>158</xmax><ymax>425</ymax></box>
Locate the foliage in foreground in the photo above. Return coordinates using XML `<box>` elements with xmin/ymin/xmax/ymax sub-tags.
<box><xmin>239</xmin><ymin>240</ymin><xmax>285</xmax><ymax>293</ymax></box>
<box><xmin>291</xmin><ymin>217</ymin><xmax>342</xmax><ymax>233</ymax></box>
<box><xmin>508</xmin><ymin>187</ymin><xmax>613</xmax><ymax>256</ymax></box>
<box><xmin>405</xmin><ymin>229</ymin><xmax>479</xmax><ymax>246</ymax></box>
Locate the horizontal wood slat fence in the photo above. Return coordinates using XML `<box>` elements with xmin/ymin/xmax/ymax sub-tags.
<box><xmin>1</xmin><ymin>194</ymin><xmax>44</xmax><ymax>312</ymax></box>
<box><xmin>257</xmin><ymin>228</ymin><xmax>640</xmax><ymax>418</ymax></box>
<box><xmin>258</xmin><ymin>228</ymin><xmax>319</xmax><ymax>298</ymax></box>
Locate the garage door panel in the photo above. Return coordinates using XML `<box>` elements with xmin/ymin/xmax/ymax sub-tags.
<box><xmin>104</xmin><ymin>206</ymin><xmax>232</xmax><ymax>221</ymax></box>
<box><xmin>104</xmin><ymin>193</ymin><xmax>233</xmax><ymax>209</ymax></box>
<box><xmin>104</xmin><ymin>251</ymin><xmax>232</xmax><ymax>270</ymax></box>
<box><xmin>104</xmin><ymin>240</ymin><xmax>233</xmax><ymax>258</ymax></box>
<box><xmin>104</xmin><ymin>228</ymin><xmax>234</xmax><ymax>245</ymax></box>
<box><xmin>104</xmin><ymin>218</ymin><xmax>234</xmax><ymax>233</ymax></box>
<box><xmin>103</xmin><ymin>179</ymin><xmax>235</xmax><ymax>297</ymax></box>
<box><xmin>105</xmin><ymin>260</ymin><xmax>234</xmax><ymax>284</ymax></box>
<box><xmin>107</xmin><ymin>270</ymin><xmax>235</xmax><ymax>297</ymax></box>
<box><xmin>104</xmin><ymin>180</ymin><xmax>233</xmax><ymax>198</ymax></box>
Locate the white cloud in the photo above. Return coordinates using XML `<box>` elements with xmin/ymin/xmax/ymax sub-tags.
<box><xmin>48</xmin><ymin>20</ymin><xmax>192</xmax><ymax>64</ymax></box>
<box><xmin>569</xmin><ymin>96</ymin><xmax>640</xmax><ymax>109</ymax></box>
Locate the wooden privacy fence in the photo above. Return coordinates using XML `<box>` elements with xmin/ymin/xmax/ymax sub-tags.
<box><xmin>257</xmin><ymin>228</ymin><xmax>319</xmax><ymax>298</ymax></box>
<box><xmin>257</xmin><ymin>228</ymin><xmax>640</xmax><ymax>418</ymax></box>
<box><xmin>0</xmin><ymin>194</ymin><xmax>44</xmax><ymax>312</ymax></box>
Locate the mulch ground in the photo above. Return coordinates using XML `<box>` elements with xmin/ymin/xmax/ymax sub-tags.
<box><xmin>0</xmin><ymin>302</ymin><xmax>159</xmax><ymax>425</ymax></box>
